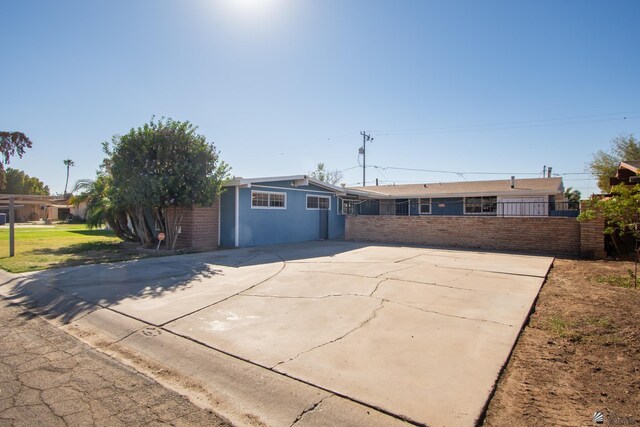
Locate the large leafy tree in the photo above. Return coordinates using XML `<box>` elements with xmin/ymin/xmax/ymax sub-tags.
<box><xmin>579</xmin><ymin>184</ymin><xmax>640</xmax><ymax>237</ymax></box>
<box><xmin>589</xmin><ymin>134</ymin><xmax>640</xmax><ymax>192</ymax></box>
<box><xmin>309</xmin><ymin>162</ymin><xmax>343</xmax><ymax>185</ymax></box>
<box><xmin>107</xmin><ymin>118</ymin><xmax>229</xmax><ymax>249</ymax></box>
<box><xmin>580</xmin><ymin>184</ymin><xmax>640</xmax><ymax>283</ymax></box>
<box><xmin>0</xmin><ymin>131</ymin><xmax>33</xmax><ymax>188</ymax></box>
<box><xmin>0</xmin><ymin>168</ymin><xmax>49</xmax><ymax>195</ymax></box>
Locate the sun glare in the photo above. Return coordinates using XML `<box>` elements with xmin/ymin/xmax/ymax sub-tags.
<box><xmin>218</xmin><ymin>0</ymin><xmax>287</xmax><ymax>23</ymax></box>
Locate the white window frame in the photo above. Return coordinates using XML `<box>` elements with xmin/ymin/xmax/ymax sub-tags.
<box><xmin>306</xmin><ymin>194</ymin><xmax>331</xmax><ymax>210</ymax></box>
<box><xmin>251</xmin><ymin>190</ymin><xmax>287</xmax><ymax>210</ymax></box>
<box><xmin>463</xmin><ymin>196</ymin><xmax>497</xmax><ymax>215</ymax></box>
<box><xmin>340</xmin><ymin>199</ymin><xmax>355</xmax><ymax>215</ymax></box>
<box><xmin>419</xmin><ymin>198</ymin><xmax>431</xmax><ymax>215</ymax></box>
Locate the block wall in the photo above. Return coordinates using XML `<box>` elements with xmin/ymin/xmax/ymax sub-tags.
<box><xmin>579</xmin><ymin>217</ymin><xmax>606</xmax><ymax>259</ymax></box>
<box><xmin>345</xmin><ymin>215</ymin><xmax>604</xmax><ymax>257</ymax></box>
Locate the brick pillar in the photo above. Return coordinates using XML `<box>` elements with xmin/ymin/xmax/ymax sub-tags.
<box><xmin>580</xmin><ymin>217</ymin><xmax>606</xmax><ymax>259</ymax></box>
<box><xmin>167</xmin><ymin>201</ymin><xmax>219</xmax><ymax>250</ymax></box>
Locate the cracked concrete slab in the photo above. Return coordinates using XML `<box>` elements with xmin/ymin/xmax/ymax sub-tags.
<box><xmin>60</xmin><ymin>307</ymin><xmax>146</xmax><ymax>344</ymax></box>
<box><xmin>119</xmin><ymin>324</ymin><xmax>334</xmax><ymax>427</ymax></box>
<box><xmin>165</xmin><ymin>294</ymin><xmax>383</xmax><ymax>368</ymax></box>
<box><xmin>242</xmin><ymin>265</ymin><xmax>382</xmax><ymax>298</ymax></box>
<box><xmin>374</xmin><ymin>274</ymin><xmax>542</xmax><ymax>326</ymax></box>
<box><xmin>291</xmin><ymin>260</ymin><xmax>415</xmax><ymax>278</ymax></box>
<box><xmin>276</xmin><ymin>301</ymin><xmax>519</xmax><ymax>427</ymax></box>
<box><xmin>17</xmin><ymin>253</ymin><xmax>284</xmax><ymax>326</ymax></box>
<box><xmin>406</xmin><ymin>251</ymin><xmax>553</xmax><ymax>277</ymax></box>
<box><xmin>293</xmin><ymin>395</ymin><xmax>410</xmax><ymax>427</ymax></box>
<box><xmin>2</xmin><ymin>241</ymin><xmax>553</xmax><ymax>426</ymax></box>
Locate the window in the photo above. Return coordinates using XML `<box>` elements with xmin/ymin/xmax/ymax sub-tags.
<box><xmin>307</xmin><ymin>195</ymin><xmax>330</xmax><ymax>210</ymax></box>
<box><xmin>419</xmin><ymin>198</ymin><xmax>431</xmax><ymax>214</ymax></box>
<box><xmin>251</xmin><ymin>191</ymin><xmax>286</xmax><ymax>209</ymax></box>
<box><xmin>340</xmin><ymin>199</ymin><xmax>355</xmax><ymax>215</ymax></box>
<box><xmin>465</xmin><ymin>196</ymin><xmax>497</xmax><ymax>214</ymax></box>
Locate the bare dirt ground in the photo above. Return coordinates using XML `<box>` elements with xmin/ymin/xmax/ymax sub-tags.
<box><xmin>483</xmin><ymin>259</ymin><xmax>640</xmax><ymax>426</ymax></box>
<box><xmin>0</xmin><ymin>297</ymin><xmax>230</xmax><ymax>427</ymax></box>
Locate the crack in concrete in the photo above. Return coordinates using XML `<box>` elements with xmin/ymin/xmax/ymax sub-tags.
<box><xmin>305</xmin><ymin>269</ymin><xmax>476</xmax><ymax>291</ymax></box>
<box><xmin>272</xmin><ymin>301</ymin><xmax>385</xmax><ymax>369</ymax></box>
<box><xmin>376</xmin><ymin>263</ymin><xmax>420</xmax><ymax>278</ymax></box>
<box><xmin>432</xmin><ymin>263</ymin><xmax>547</xmax><ymax>279</ymax></box>
<box><xmin>289</xmin><ymin>394</ymin><xmax>331</xmax><ymax>427</ymax></box>
<box><xmin>304</xmin><ymin>270</ymin><xmax>379</xmax><ymax>279</ymax></box>
<box><xmin>385</xmin><ymin>276</ymin><xmax>476</xmax><ymax>291</ymax></box>
<box><xmin>108</xmin><ymin>326</ymin><xmax>147</xmax><ymax>347</ymax></box>
<box><xmin>233</xmin><ymin>253</ymin><xmax>264</xmax><ymax>267</ymax></box>
<box><xmin>386</xmin><ymin>300</ymin><xmax>514</xmax><ymax>327</ymax></box>
<box><xmin>393</xmin><ymin>253</ymin><xmax>426</xmax><ymax>264</ymax></box>
<box><xmin>369</xmin><ymin>278</ymin><xmax>388</xmax><ymax>297</ymax></box>
<box><xmin>158</xmin><ymin>250</ymin><xmax>288</xmax><ymax>327</ymax></box>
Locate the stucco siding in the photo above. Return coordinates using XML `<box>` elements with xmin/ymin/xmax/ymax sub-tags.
<box><xmin>219</xmin><ymin>188</ymin><xmax>236</xmax><ymax>247</ymax></box>
<box><xmin>236</xmin><ymin>185</ymin><xmax>345</xmax><ymax>247</ymax></box>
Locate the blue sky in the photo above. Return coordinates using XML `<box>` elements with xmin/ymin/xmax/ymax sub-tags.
<box><xmin>2</xmin><ymin>0</ymin><xmax>639</xmax><ymax>195</ymax></box>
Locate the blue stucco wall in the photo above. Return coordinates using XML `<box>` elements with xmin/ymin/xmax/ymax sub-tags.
<box><xmin>355</xmin><ymin>200</ymin><xmax>380</xmax><ymax>215</ymax></box>
<box><xmin>219</xmin><ymin>188</ymin><xmax>236</xmax><ymax>247</ymax></box>
<box><xmin>429</xmin><ymin>197</ymin><xmax>465</xmax><ymax>215</ymax></box>
<box><xmin>219</xmin><ymin>181</ymin><xmax>346</xmax><ymax>247</ymax></box>
<box><xmin>361</xmin><ymin>197</ymin><xmax>465</xmax><ymax>216</ymax></box>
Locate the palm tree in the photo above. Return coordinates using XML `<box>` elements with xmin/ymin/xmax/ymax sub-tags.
<box><xmin>63</xmin><ymin>159</ymin><xmax>74</xmax><ymax>195</ymax></box>
<box><xmin>71</xmin><ymin>175</ymin><xmax>137</xmax><ymax>241</ymax></box>
<box><xmin>564</xmin><ymin>187</ymin><xmax>582</xmax><ymax>210</ymax></box>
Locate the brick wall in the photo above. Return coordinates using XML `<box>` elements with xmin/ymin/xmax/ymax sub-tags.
<box><xmin>579</xmin><ymin>217</ymin><xmax>606</xmax><ymax>259</ymax></box>
<box><xmin>169</xmin><ymin>201</ymin><xmax>219</xmax><ymax>250</ymax></box>
<box><xmin>346</xmin><ymin>215</ymin><xmax>603</xmax><ymax>257</ymax></box>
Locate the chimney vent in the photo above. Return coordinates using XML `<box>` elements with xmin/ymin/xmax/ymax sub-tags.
<box><xmin>510</xmin><ymin>176</ymin><xmax>515</xmax><ymax>189</ymax></box>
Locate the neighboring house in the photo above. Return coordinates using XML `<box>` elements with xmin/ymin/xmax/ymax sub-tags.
<box><xmin>346</xmin><ymin>177</ymin><xmax>575</xmax><ymax>217</ymax></box>
<box><xmin>609</xmin><ymin>160</ymin><xmax>640</xmax><ymax>187</ymax></box>
<box><xmin>0</xmin><ymin>195</ymin><xmax>84</xmax><ymax>222</ymax></box>
<box><xmin>218</xmin><ymin>175</ymin><xmax>350</xmax><ymax>248</ymax></box>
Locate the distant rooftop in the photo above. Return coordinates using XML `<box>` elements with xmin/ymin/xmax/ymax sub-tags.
<box><xmin>349</xmin><ymin>177</ymin><xmax>564</xmax><ymax>198</ymax></box>
<box><xmin>620</xmin><ymin>160</ymin><xmax>640</xmax><ymax>172</ymax></box>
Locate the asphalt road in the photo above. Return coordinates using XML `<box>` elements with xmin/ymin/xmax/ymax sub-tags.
<box><xmin>0</xmin><ymin>296</ymin><xmax>230</xmax><ymax>427</ymax></box>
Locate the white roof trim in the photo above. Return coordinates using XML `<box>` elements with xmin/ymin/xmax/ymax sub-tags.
<box><xmin>223</xmin><ymin>175</ymin><xmax>348</xmax><ymax>195</ymax></box>
<box><xmin>224</xmin><ymin>175</ymin><xmax>308</xmax><ymax>187</ymax></box>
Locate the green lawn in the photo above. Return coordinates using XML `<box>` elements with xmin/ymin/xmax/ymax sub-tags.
<box><xmin>0</xmin><ymin>224</ymin><xmax>149</xmax><ymax>273</ymax></box>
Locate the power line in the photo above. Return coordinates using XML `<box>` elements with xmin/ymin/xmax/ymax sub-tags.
<box><xmin>371</xmin><ymin>111</ymin><xmax>640</xmax><ymax>136</ymax></box>
<box><xmin>553</xmin><ymin>172</ymin><xmax>591</xmax><ymax>175</ymax></box>
<box><xmin>370</xmin><ymin>164</ymin><xmax>542</xmax><ymax>176</ymax></box>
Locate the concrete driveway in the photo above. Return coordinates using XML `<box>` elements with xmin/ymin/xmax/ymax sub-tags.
<box><xmin>0</xmin><ymin>241</ymin><xmax>553</xmax><ymax>427</ymax></box>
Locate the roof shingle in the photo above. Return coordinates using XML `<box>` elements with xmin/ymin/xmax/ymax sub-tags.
<box><xmin>349</xmin><ymin>177</ymin><xmax>564</xmax><ymax>198</ymax></box>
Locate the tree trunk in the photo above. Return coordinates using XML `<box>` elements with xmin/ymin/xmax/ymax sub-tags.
<box><xmin>64</xmin><ymin>166</ymin><xmax>69</xmax><ymax>195</ymax></box>
<box><xmin>133</xmin><ymin>207</ymin><xmax>154</xmax><ymax>247</ymax></box>
<box><xmin>161</xmin><ymin>206</ymin><xmax>183</xmax><ymax>250</ymax></box>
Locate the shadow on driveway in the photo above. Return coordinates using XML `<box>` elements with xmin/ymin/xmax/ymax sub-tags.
<box><xmin>0</xmin><ymin>240</ymin><xmax>366</xmax><ymax>325</ymax></box>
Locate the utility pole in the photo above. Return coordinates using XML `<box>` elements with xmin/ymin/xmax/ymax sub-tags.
<box><xmin>360</xmin><ymin>131</ymin><xmax>373</xmax><ymax>186</ymax></box>
<box><xmin>9</xmin><ymin>196</ymin><xmax>14</xmax><ymax>257</ymax></box>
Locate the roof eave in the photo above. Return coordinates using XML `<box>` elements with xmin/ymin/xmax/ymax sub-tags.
<box><xmin>352</xmin><ymin>189</ymin><xmax>562</xmax><ymax>199</ymax></box>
